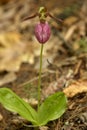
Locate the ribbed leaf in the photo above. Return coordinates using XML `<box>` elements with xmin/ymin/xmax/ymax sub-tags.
<box><xmin>0</xmin><ymin>88</ymin><xmax>38</xmax><ymax>124</ymax></box>
<box><xmin>38</xmin><ymin>92</ymin><xmax>67</xmax><ymax>126</ymax></box>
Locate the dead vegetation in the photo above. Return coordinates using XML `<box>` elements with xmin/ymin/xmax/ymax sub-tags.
<box><xmin>0</xmin><ymin>0</ymin><xmax>87</xmax><ymax>130</ymax></box>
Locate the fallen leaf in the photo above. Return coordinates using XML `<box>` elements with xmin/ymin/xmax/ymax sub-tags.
<box><xmin>40</xmin><ymin>126</ymin><xmax>49</xmax><ymax>130</ymax></box>
<box><xmin>0</xmin><ymin>32</ymin><xmax>26</xmax><ymax>71</ymax></box>
<box><xmin>0</xmin><ymin>113</ymin><xmax>3</xmax><ymax>121</ymax></box>
<box><xmin>63</xmin><ymin>79</ymin><xmax>87</xmax><ymax>97</ymax></box>
<box><xmin>0</xmin><ymin>72</ymin><xmax>16</xmax><ymax>86</ymax></box>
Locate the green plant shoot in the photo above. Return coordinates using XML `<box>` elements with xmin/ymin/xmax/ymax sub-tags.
<box><xmin>0</xmin><ymin>6</ymin><xmax>67</xmax><ymax>128</ymax></box>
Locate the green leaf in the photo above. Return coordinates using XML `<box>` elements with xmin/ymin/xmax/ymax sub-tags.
<box><xmin>0</xmin><ymin>88</ymin><xmax>38</xmax><ymax>124</ymax></box>
<box><xmin>38</xmin><ymin>92</ymin><xmax>67</xmax><ymax>126</ymax></box>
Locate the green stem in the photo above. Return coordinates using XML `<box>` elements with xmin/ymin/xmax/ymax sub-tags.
<box><xmin>38</xmin><ymin>44</ymin><xmax>44</xmax><ymax>110</ymax></box>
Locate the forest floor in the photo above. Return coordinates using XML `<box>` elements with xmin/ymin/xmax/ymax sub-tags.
<box><xmin>0</xmin><ymin>0</ymin><xmax>87</xmax><ymax>130</ymax></box>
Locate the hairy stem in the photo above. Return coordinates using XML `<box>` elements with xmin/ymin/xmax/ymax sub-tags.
<box><xmin>38</xmin><ymin>44</ymin><xmax>44</xmax><ymax>110</ymax></box>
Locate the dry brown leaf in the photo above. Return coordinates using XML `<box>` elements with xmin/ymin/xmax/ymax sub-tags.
<box><xmin>0</xmin><ymin>31</ymin><xmax>57</xmax><ymax>72</ymax></box>
<box><xmin>40</xmin><ymin>126</ymin><xmax>49</xmax><ymax>130</ymax></box>
<box><xmin>64</xmin><ymin>24</ymin><xmax>77</xmax><ymax>41</ymax></box>
<box><xmin>63</xmin><ymin>79</ymin><xmax>87</xmax><ymax>97</ymax></box>
<box><xmin>64</xmin><ymin>16</ymin><xmax>77</xmax><ymax>26</ymax></box>
<box><xmin>0</xmin><ymin>32</ymin><xmax>26</xmax><ymax>71</ymax></box>
<box><xmin>0</xmin><ymin>113</ymin><xmax>3</xmax><ymax>121</ymax></box>
<box><xmin>0</xmin><ymin>72</ymin><xmax>16</xmax><ymax>86</ymax></box>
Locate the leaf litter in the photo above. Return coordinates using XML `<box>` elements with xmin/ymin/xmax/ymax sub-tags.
<box><xmin>0</xmin><ymin>0</ymin><xmax>87</xmax><ymax>130</ymax></box>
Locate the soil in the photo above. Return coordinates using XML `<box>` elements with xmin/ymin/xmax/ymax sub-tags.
<box><xmin>0</xmin><ymin>0</ymin><xmax>87</xmax><ymax>130</ymax></box>
<box><xmin>0</xmin><ymin>63</ymin><xmax>87</xmax><ymax>130</ymax></box>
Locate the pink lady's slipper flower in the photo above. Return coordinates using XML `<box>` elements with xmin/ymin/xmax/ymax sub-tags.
<box><xmin>23</xmin><ymin>7</ymin><xmax>62</xmax><ymax>44</ymax></box>
<box><xmin>35</xmin><ymin>22</ymin><xmax>51</xmax><ymax>44</ymax></box>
